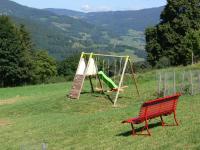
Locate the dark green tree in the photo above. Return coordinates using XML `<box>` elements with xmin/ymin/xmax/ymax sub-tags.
<box><xmin>33</xmin><ymin>50</ymin><xmax>57</xmax><ymax>83</ymax></box>
<box><xmin>0</xmin><ymin>16</ymin><xmax>34</xmax><ymax>86</ymax></box>
<box><xmin>0</xmin><ymin>16</ymin><xmax>57</xmax><ymax>87</ymax></box>
<box><xmin>18</xmin><ymin>24</ymin><xmax>36</xmax><ymax>84</ymax></box>
<box><xmin>57</xmin><ymin>54</ymin><xmax>80</xmax><ymax>77</ymax></box>
<box><xmin>145</xmin><ymin>0</ymin><xmax>200</xmax><ymax>66</ymax></box>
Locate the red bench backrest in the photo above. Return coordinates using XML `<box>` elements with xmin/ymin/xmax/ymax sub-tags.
<box><xmin>139</xmin><ymin>94</ymin><xmax>181</xmax><ymax>120</ymax></box>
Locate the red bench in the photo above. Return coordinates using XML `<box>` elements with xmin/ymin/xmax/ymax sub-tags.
<box><xmin>122</xmin><ymin>93</ymin><xmax>181</xmax><ymax>136</ymax></box>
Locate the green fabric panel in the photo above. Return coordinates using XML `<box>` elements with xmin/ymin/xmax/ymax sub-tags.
<box><xmin>98</xmin><ymin>71</ymin><xmax>118</xmax><ymax>89</ymax></box>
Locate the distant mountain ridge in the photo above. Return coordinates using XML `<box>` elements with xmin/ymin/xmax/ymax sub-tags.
<box><xmin>45</xmin><ymin>7</ymin><xmax>164</xmax><ymax>35</ymax></box>
<box><xmin>45</xmin><ymin>8</ymin><xmax>85</xmax><ymax>18</ymax></box>
<box><xmin>0</xmin><ymin>0</ymin><xmax>115</xmax><ymax>60</ymax></box>
<box><xmin>0</xmin><ymin>0</ymin><xmax>164</xmax><ymax>61</ymax></box>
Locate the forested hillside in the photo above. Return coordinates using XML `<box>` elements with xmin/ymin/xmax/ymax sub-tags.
<box><xmin>46</xmin><ymin>7</ymin><xmax>164</xmax><ymax>60</ymax></box>
<box><xmin>0</xmin><ymin>16</ymin><xmax>57</xmax><ymax>87</ymax></box>
<box><xmin>0</xmin><ymin>0</ymin><xmax>163</xmax><ymax>60</ymax></box>
<box><xmin>45</xmin><ymin>8</ymin><xmax>85</xmax><ymax>18</ymax></box>
<box><xmin>0</xmin><ymin>0</ymin><xmax>114</xmax><ymax>60</ymax></box>
<box><xmin>46</xmin><ymin>7</ymin><xmax>164</xmax><ymax>35</ymax></box>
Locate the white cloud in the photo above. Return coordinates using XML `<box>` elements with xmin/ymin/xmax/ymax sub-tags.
<box><xmin>81</xmin><ymin>4</ymin><xmax>92</xmax><ymax>12</ymax></box>
<box><xmin>81</xmin><ymin>4</ymin><xmax>112</xmax><ymax>12</ymax></box>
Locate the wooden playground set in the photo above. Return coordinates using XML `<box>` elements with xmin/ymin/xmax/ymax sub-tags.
<box><xmin>68</xmin><ymin>52</ymin><xmax>183</xmax><ymax>136</ymax></box>
<box><xmin>68</xmin><ymin>52</ymin><xmax>139</xmax><ymax>106</ymax></box>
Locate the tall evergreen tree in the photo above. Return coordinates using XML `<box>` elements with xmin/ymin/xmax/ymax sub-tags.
<box><xmin>0</xmin><ymin>16</ymin><xmax>60</xmax><ymax>87</ymax></box>
<box><xmin>0</xmin><ymin>16</ymin><xmax>33</xmax><ymax>86</ymax></box>
<box><xmin>145</xmin><ymin>0</ymin><xmax>200</xmax><ymax>66</ymax></box>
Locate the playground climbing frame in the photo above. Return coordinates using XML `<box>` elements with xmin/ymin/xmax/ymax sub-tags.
<box><xmin>68</xmin><ymin>52</ymin><xmax>140</xmax><ymax>106</ymax></box>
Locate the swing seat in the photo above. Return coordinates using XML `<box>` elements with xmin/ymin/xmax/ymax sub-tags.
<box><xmin>95</xmin><ymin>87</ymin><xmax>122</xmax><ymax>93</ymax></box>
<box><xmin>95</xmin><ymin>87</ymin><xmax>104</xmax><ymax>92</ymax></box>
<box><xmin>111</xmin><ymin>86</ymin><xmax>128</xmax><ymax>92</ymax></box>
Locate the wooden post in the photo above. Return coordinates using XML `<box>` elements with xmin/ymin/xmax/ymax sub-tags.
<box><xmin>190</xmin><ymin>71</ymin><xmax>194</xmax><ymax>95</ymax></box>
<box><xmin>164</xmin><ymin>73</ymin><xmax>167</xmax><ymax>97</ymax></box>
<box><xmin>198</xmin><ymin>73</ymin><xmax>200</xmax><ymax>93</ymax></box>
<box><xmin>107</xmin><ymin>59</ymin><xmax>110</xmax><ymax>76</ymax></box>
<box><xmin>181</xmin><ymin>71</ymin><xmax>185</xmax><ymax>93</ymax></box>
<box><xmin>128</xmin><ymin>59</ymin><xmax>140</xmax><ymax>96</ymax></box>
<box><xmin>119</xmin><ymin>57</ymin><xmax>122</xmax><ymax>76</ymax></box>
<box><xmin>101</xmin><ymin>59</ymin><xmax>105</xmax><ymax>90</ymax></box>
<box><xmin>94</xmin><ymin>56</ymin><xmax>104</xmax><ymax>94</ymax></box>
<box><xmin>114</xmin><ymin>60</ymin><xmax>117</xmax><ymax>82</ymax></box>
<box><xmin>173</xmin><ymin>71</ymin><xmax>176</xmax><ymax>94</ymax></box>
<box><xmin>114</xmin><ymin>56</ymin><xmax>129</xmax><ymax>106</ymax></box>
<box><xmin>102</xmin><ymin>59</ymin><xmax>105</xmax><ymax>72</ymax></box>
<box><xmin>158</xmin><ymin>72</ymin><xmax>161</xmax><ymax>96</ymax></box>
<box><xmin>89</xmin><ymin>76</ymin><xmax>94</xmax><ymax>93</ymax></box>
<box><xmin>96</xmin><ymin>74</ymin><xmax>104</xmax><ymax>94</ymax></box>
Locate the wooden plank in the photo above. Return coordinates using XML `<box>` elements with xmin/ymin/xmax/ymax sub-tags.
<box><xmin>89</xmin><ymin>76</ymin><xmax>94</xmax><ymax>93</ymax></box>
<box><xmin>181</xmin><ymin>71</ymin><xmax>185</xmax><ymax>93</ymax></box>
<box><xmin>114</xmin><ymin>56</ymin><xmax>129</xmax><ymax>106</ymax></box>
<box><xmin>190</xmin><ymin>71</ymin><xmax>194</xmax><ymax>95</ymax></box>
<box><xmin>173</xmin><ymin>71</ymin><xmax>176</xmax><ymax>94</ymax></box>
<box><xmin>164</xmin><ymin>73</ymin><xmax>167</xmax><ymax>97</ymax></box>
<box><xmin>158</xmin><ymin>73</ymin><xmax>161</xmax><ymax>96</ymax></box>
<box><xmin>84</xmin><ymin>52</ymin><xmax>128</xmax><ymax>58</ymax></box>
<box><xmin>69</xmin><ymin>75</ymin><xmax>85</xmax><ymax>99</ymax></box>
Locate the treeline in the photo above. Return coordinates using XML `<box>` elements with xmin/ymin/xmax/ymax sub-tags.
<box><xmin>0</xmin><ymin>16</ymin><xmax>80</xmax><ymax>87</ymax></box>
<box><xmin>145</xmin><ymin>0</ymin><xmax>200</xmax><ymax>67</ymax></box>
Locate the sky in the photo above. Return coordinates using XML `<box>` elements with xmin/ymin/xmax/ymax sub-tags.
<box><xmin>11</xmin><ymin>0</ymin><xmax>166</xmax><ymax>12</ymax></box>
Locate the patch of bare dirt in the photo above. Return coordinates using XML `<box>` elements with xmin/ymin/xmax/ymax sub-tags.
<box><xmin>0</xmin><ymin>120</ymin><xmax>11</xmax><ymax>126</ymax></box>
<box><xmin>0</xmin><ymin>95</ymin><xmax>26</xmax><ymax>106</ymax></box>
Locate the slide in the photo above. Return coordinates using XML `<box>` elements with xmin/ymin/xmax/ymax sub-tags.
<box><xmin>98</xmin><ymin>71</ymin><xmax>118</xmax><ymax>89</ymax></box>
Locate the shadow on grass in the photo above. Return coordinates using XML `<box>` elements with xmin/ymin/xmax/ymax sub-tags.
<box><xmin>81</xmin><ymin>91</ymin><xmax>114</xmax><ymax>104</ymax></box>
<box><xmin>117</xmin><ymin>122</ymin><xmax>162</xmax><ymax>137</ymax></box>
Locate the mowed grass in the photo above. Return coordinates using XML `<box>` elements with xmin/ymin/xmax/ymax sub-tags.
<box><xmin>0</xmin><ymin>67</ymin><xmax>200</xmax><ymax>149</ymax></box>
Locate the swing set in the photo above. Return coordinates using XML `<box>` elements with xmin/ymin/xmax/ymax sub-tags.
<box><xmin>68</xmin><ymin>52</ymin><xmax>140</xmax><ymax>106</ymax></box>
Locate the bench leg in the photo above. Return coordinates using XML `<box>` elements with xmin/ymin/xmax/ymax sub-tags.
<box><xmin>160</xmin><ymin>113</ymin><xmax>179</xmax><ymax>126</ymax></box>
<box><xmin>131</xmin><ymin>123</ymin><xmax>136</xmax><ymax>135</ymax></box>
<box><xmin>145</xmin><ymin>120</ymin><xmax>151</xmax><ymax>136</ymax></box>
<box><xmin>160</xmin><ymin>116</ymin><xmax>165</xmax><ymax>127</ymax></box>
<box><xmin>130</xmin><ymin>122</ymin><xmax>151</xmax><ymax>136</ymax></box>
<box><xmin>174</xmin><ymin>112</ymin><xmax>179</xmax><ymax>126</ymax></box>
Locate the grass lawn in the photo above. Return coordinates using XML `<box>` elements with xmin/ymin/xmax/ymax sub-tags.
<box><xmin>0</xmin><ymin>67</ymin><xmax>200</xmax><ymax>149</ymax></box>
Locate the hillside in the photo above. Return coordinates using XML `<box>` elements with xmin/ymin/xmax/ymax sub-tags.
<box><xmin>0</xmin><ymin>0</ymin><xmax>163</xmax><ymax>60</ymax></box>
<box><xmin>46</xmin><ymin>6</ymin><xmax>164</xmax><ymax>60</ymax></box>
<box><xmin>0</xmin><ymin>65</ymin><xmax>199</xmax><ymax>149</ymax></box>
<box><xmin>46</xmin><ymin>6</ymin><xmax>164</xmax><ymax>35</ymax></box>
<box><xmin>45</xmin><ymin>8</ymin><xmax>85</xmax><ymax>18</ymax></box>
<box><xmin>0</xmin><ymin>0</ymin><xmax>115</xmax><ymax>60</ymax></box>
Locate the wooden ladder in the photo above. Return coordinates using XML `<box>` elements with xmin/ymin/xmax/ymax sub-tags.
<box><xmin>69</xmin><ymin>74</ymin><xmax>85</xmax><ymax>99</ymax></box>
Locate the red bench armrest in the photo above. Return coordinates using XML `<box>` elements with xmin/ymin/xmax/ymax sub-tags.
<box><xmin>122</xmin><ymin>117</ymin><xmax>143</xmax><ymax>124</ymax></box>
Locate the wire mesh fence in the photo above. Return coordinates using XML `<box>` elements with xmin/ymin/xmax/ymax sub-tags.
<box><xmin>157</xmin><ymin>70</ymin><xmax>200</xmax><ymax>96</ymax></box>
